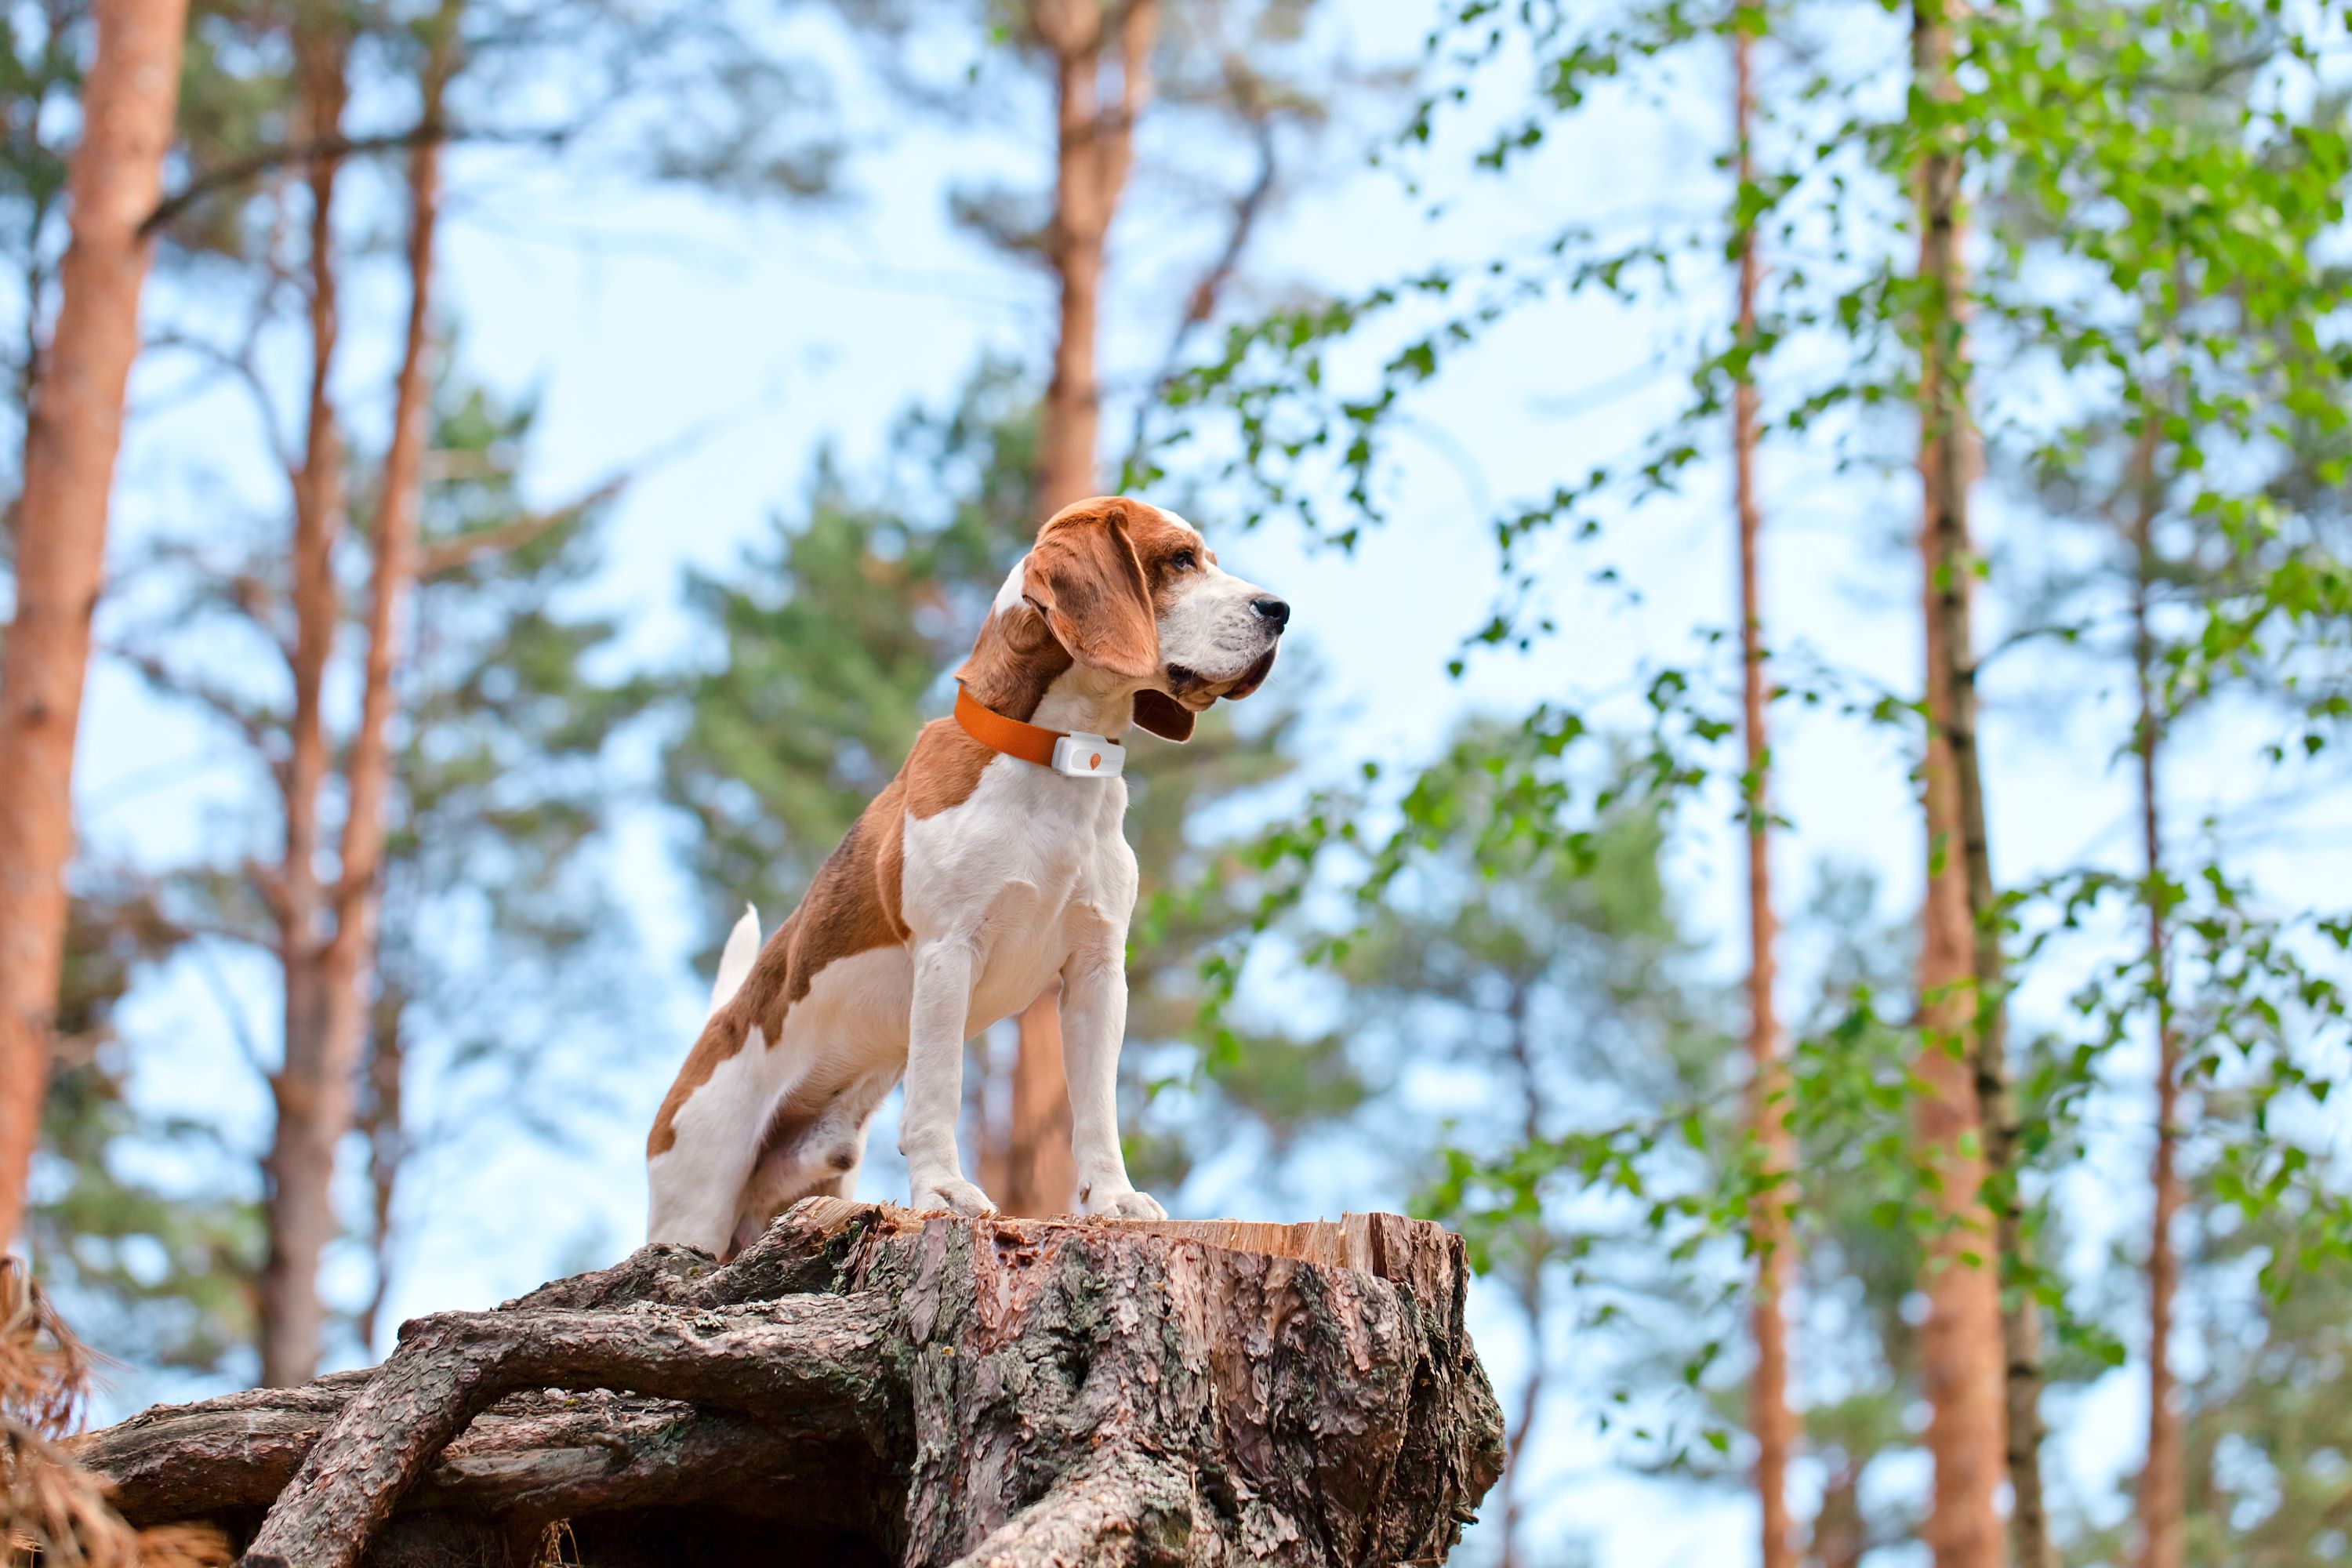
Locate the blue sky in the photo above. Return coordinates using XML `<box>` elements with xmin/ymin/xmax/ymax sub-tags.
<box><xmin>46</xmin><ymin>2</ymin><xmax>2352</xmax><ymax>1562</ymax></box>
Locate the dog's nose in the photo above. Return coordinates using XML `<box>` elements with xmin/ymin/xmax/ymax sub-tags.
<box><xmin>1251</xmin><ymin>596</ymin><xmax>1290</xmax><ymax>630</ymax></box>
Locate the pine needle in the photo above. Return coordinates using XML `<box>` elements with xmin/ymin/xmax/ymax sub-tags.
<box><xmin>1</xmin><ymin>1261</ymin><xmax>230</xmax><ymax>1568</ymax></box>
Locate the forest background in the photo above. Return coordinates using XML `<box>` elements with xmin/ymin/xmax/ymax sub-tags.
<box><xmin>2</xmin><ymin>0</ymin><xmax>2349</xmax><ymax>1566</ymax></box>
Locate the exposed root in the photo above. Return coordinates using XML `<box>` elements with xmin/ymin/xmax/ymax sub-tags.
<box><xmin>947</xmin><ymin>1453</ymin><xmax>1197</xmax><ymax>1568</ymax></box>
<box><xmin>80</xmin><ymin>1204</ymin><xmax>1502</xmax><ymax>1568</ymax></box>
<box><xmin>239</xmin><ymin>1294</ymin><xmax>893</xmax><ymax>1568</ymax></box>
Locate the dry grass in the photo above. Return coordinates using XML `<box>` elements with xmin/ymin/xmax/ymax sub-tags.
<box><xmin>1</xmin><ymin>1260</ymin><xmax>229</xmax><ymax>1568</ymax></box>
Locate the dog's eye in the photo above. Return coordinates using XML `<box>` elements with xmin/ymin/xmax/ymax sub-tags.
<box><xmin>1169</xmin><ymin>550</ymin><xmax>1196</xmax><ymax>573</ymax></box>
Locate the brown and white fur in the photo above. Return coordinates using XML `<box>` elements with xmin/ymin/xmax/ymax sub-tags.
<box><xmin>645</xmin><ymin>497</ymin><xmax>1287</xmax><ymax>1255</ymax></box>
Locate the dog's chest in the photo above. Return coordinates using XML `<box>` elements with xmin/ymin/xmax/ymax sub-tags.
<box><xmin>900</xmin><ymin>757</ymin><xmax>1137</xmax><ymax>1013</ymax></box>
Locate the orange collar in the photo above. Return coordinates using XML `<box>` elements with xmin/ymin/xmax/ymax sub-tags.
<box><xmin>954</xmin><ymin>684</ymin><xmax>1124</xmax><ymax>779</ymax></box>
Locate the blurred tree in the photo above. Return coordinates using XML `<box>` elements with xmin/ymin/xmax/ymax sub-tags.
<box><xmin>1157</xmin><ymin>0</ymin><xmax>2352</xmax><ymax>1556</ymax></box>
<box><xmin>31</xmin><ymin>878</ymin><xmax>257</xmax><ymax>1376</ymax></box>
<box><xmin>1359</xmin><ymin>723</ymin><xmax>1733</xmax><ymax>1568</ymax></box>
<box><xmin>240</xmin><ymin>0</ymin><xmax>456</xmax><ymax>1392</ymax></box>
<box><xmin>1977</xmin><ymin>20</ymin><xmax>2352</xmax><ymax>1562</ymax></box>
<box><xmin>1907</xmin><ymin>2</ymin><xmax>2024</xmax><ymax>1559</ymax></box>
<box><xmin>2</xmin><ymin>0</ymin><xmax>2346</xmax><ymax>1558</ymax></box>
<box><xmin>1726</xmin><ymin>0</ymin><xmax>1796</xmax><ymax>1557</ymax></box>
<box><xmin>1009</xmin><ymin>0</ymin><xmax>1181</xmax><ymax>1216</ymax></box>
<box><xmin>0</xmin><ymin>0</ymin><xmax>250</xmax><ymax>1383</ymax></box>
<box><xmin>2064</xmin><ymin>1158</ymin><xmax>2352</xmax><ymax>1568</ymax></box>
<box><xmin>67</xmin><ymin>364</ymin><xmax>644</xmax><ymax>1380</ymax></box>
<box><xmin>94</xmin><ymin>0</ymin><xmax>851</xmax><ymax>1382</ymax></box>
<box><xmin>50</xmin><ymin>0</ymin><xmax>458</xmax><ymax>1387</ymax></box>
<box><xmin>349</xmin><ymin>57</ymin><xmax>456</xmax><ymax>1344</ymax></box>
<box><xmin>0</xmin><ymin>0</ymin><xmax>86</xmax><ymax>441</ymax></box>
<box><xmin>1954</xmin><ymin>7</ymin><xmax>2352</xmax><ymax>1547</ymax></box>
<box><xmin>0</xmin><ymin>0</ymin><xmax>187</xmax><ymax>1250</ymax></box>
<box><xmin>1784</xmin><ymin>866</ymin><xmax>1928</xmax><ymax>1568</ymax></box>
<box><xmin>351</xmin><ymin>379</ymin><xmax>650</xmax><ymax>1356</ymax></box>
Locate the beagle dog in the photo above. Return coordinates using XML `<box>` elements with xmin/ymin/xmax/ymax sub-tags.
<box><xmin>645</xmin><ymin>496</ymin><xmax>1287</xmax><ymax>1254</ymax></box>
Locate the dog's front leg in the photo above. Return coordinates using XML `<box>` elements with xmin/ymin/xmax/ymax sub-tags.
<box><xmin>898</xmin><ymin>934</ymin><xmax>995</xmax><ymax>1215</ymax></box>
<box><xmin>1060</xmin><ymin>931</ymin><xmax>1166</xmax><ymax>1220</ymax></box>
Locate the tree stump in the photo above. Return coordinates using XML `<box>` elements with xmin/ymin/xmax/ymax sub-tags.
<box><xmin>75</xmin><ymin>1200</ymin><xmax>1505</xmax><ymax>1567</ymax></box>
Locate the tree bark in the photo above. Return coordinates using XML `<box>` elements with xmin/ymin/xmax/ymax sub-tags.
<box><xmin>0</xmin><ymin>0</ymin><xmax>187</xmax><ymax>1247</ymax></box>
<box><xmin>1001</xmin><ymin>0</ymin><xmax>1158</xmax><ymax>1216</ymax></box>
<box><xmin>258</xmin><ymin>7</ymin><xmax>354</xmax><ymax>1389</ymax></box>
<box><xmin>1911</xmin><ymin>5</ymin><xmax>2008</xmax><ymax>1565</ymax></box>
<box><xmin>2128</xmin><ymin>415</ymin><xmax>2184</xmax><ymax>1568</ymax></box>
<box><xmin>1731</xmin><ymin>12</ymin><xmax>1797</xmax><ymax>1566</ymax></box>
<box><xmin>80</xmin><ymin>1202</ymin><xmax>1504</xmax><ymax>1568</ymax></box>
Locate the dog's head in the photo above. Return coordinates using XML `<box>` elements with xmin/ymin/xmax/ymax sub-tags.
<box><xmin>991</xmin><ymin>496</ymin><xmax>1287</xmax><ymax>742</ymax></box>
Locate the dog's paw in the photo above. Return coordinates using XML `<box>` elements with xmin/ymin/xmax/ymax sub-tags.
<box><xmin>910</xmin><ymin>1175</ymin><xmax>997</xmax><ymax>1217</ymax></box>
<box><xmin>1078</xmin><ymin>1184</ymin><xmax>1166</xmax><ymax>1221</ymax></box>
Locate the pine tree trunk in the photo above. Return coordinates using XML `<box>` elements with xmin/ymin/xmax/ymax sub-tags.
<box><xmin>79</xmin><ymin>1202</ymin><xmax>1505</xmax><ymax>1568</ymax></box>
<box><xmin>1003</xmin><ymin>0</ymin><xmax>1157</xmax><ymax>1216</ymax></box>
<box><xmin>2129</xmin><ymin>416</ymin><xmax>2184</xmax><ymax>1568</ymax></box>
<box><xmin>1000</xmin><ymin>985</ymin><xmax>1076</xmax><ymax>1217</ymax></box>
<box><xmin>1034</xmin><ymin>0</ymin><xmax>1151</xmax><ymax>514</ymax></box>
<box><xmin>1494</xmin><ymin>992</ymin><xmax>1545</xmax><ymax>1568</ymax></box>
<box><xmin>358</xmin><ymin>994</ymin><xmax>405</xmax><ymax>1357</ymax></box>
<box><xmin>1493</xmin><ymin>1257</ymin><xmax>1544</xmax><ymax>1568</ymax></box>
<box><xmin>1912</xmin><ymin>2</ymin><xmax>2055</xmax><ymax>1557</ymax></box>
<box><xmin>1809</xmin><ymin>1456</ymin><xmax>1866</xmax><ymax>1568</ymax></box>
<box><xmin>1913</xmin><ymin>568</ymin><xmax>2005</xmax><ymax>1568</ymax></box>
<box><xmin>1911</xmin><ymin>5</ymin><xmax>2008</xmax><ymax>1563</ymax></box>
<box><xmin>1732</xmin><ymin>13</ymin><xmax>1797</xmax><ymax>1565</ymax></box>
<box><xmin>310</xmin><ymin>77</ymin><xmax>441</xmax><ymax>1197</ymax></box>
<box><xmin>0</xmin><ymin>0</ymin><xmax>187</xmax><ymax>1247</ymax></box>
<box><xmin>260</xmin><ymin>15</ymin><xmax>448</xmax><ymax>1385</ymax></box>
<box><xmin>259</xmin><ymin>11</ymin><xmax>354</xmax><ymax>1389</ymax></box>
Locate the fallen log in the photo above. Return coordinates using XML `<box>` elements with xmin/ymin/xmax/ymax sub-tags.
<box><xmin>76</xmin><ymin>1200</ymin><xmax>1506</xmax><ymax>1567</ymax></box>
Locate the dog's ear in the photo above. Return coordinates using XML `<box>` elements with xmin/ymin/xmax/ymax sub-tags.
<box><xmin>1131</xmin><ymin>689</ymin><xmax>1196</xmax><ymax>742</ymax></box>
<box><xmin>954</xmin><ymin>588</ymin><xmax>1058</xmax><ymax>690</ymax></box>
<box><xmin>1024</xmin><ymin>503</ymin><xmax>1159</xmax><ymax>681</ymax></box>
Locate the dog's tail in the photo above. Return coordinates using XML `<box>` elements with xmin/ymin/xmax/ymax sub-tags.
<box><xmin>709</xmin><ymin>904</ymin><xmax>760</xmax><ymax>1014</ymax></box>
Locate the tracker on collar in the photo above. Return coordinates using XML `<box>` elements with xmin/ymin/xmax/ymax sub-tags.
<box><xmin>953</xmin><ymin>683</ymin><xmax>1125</xmax><ymax>779</ymax></box>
